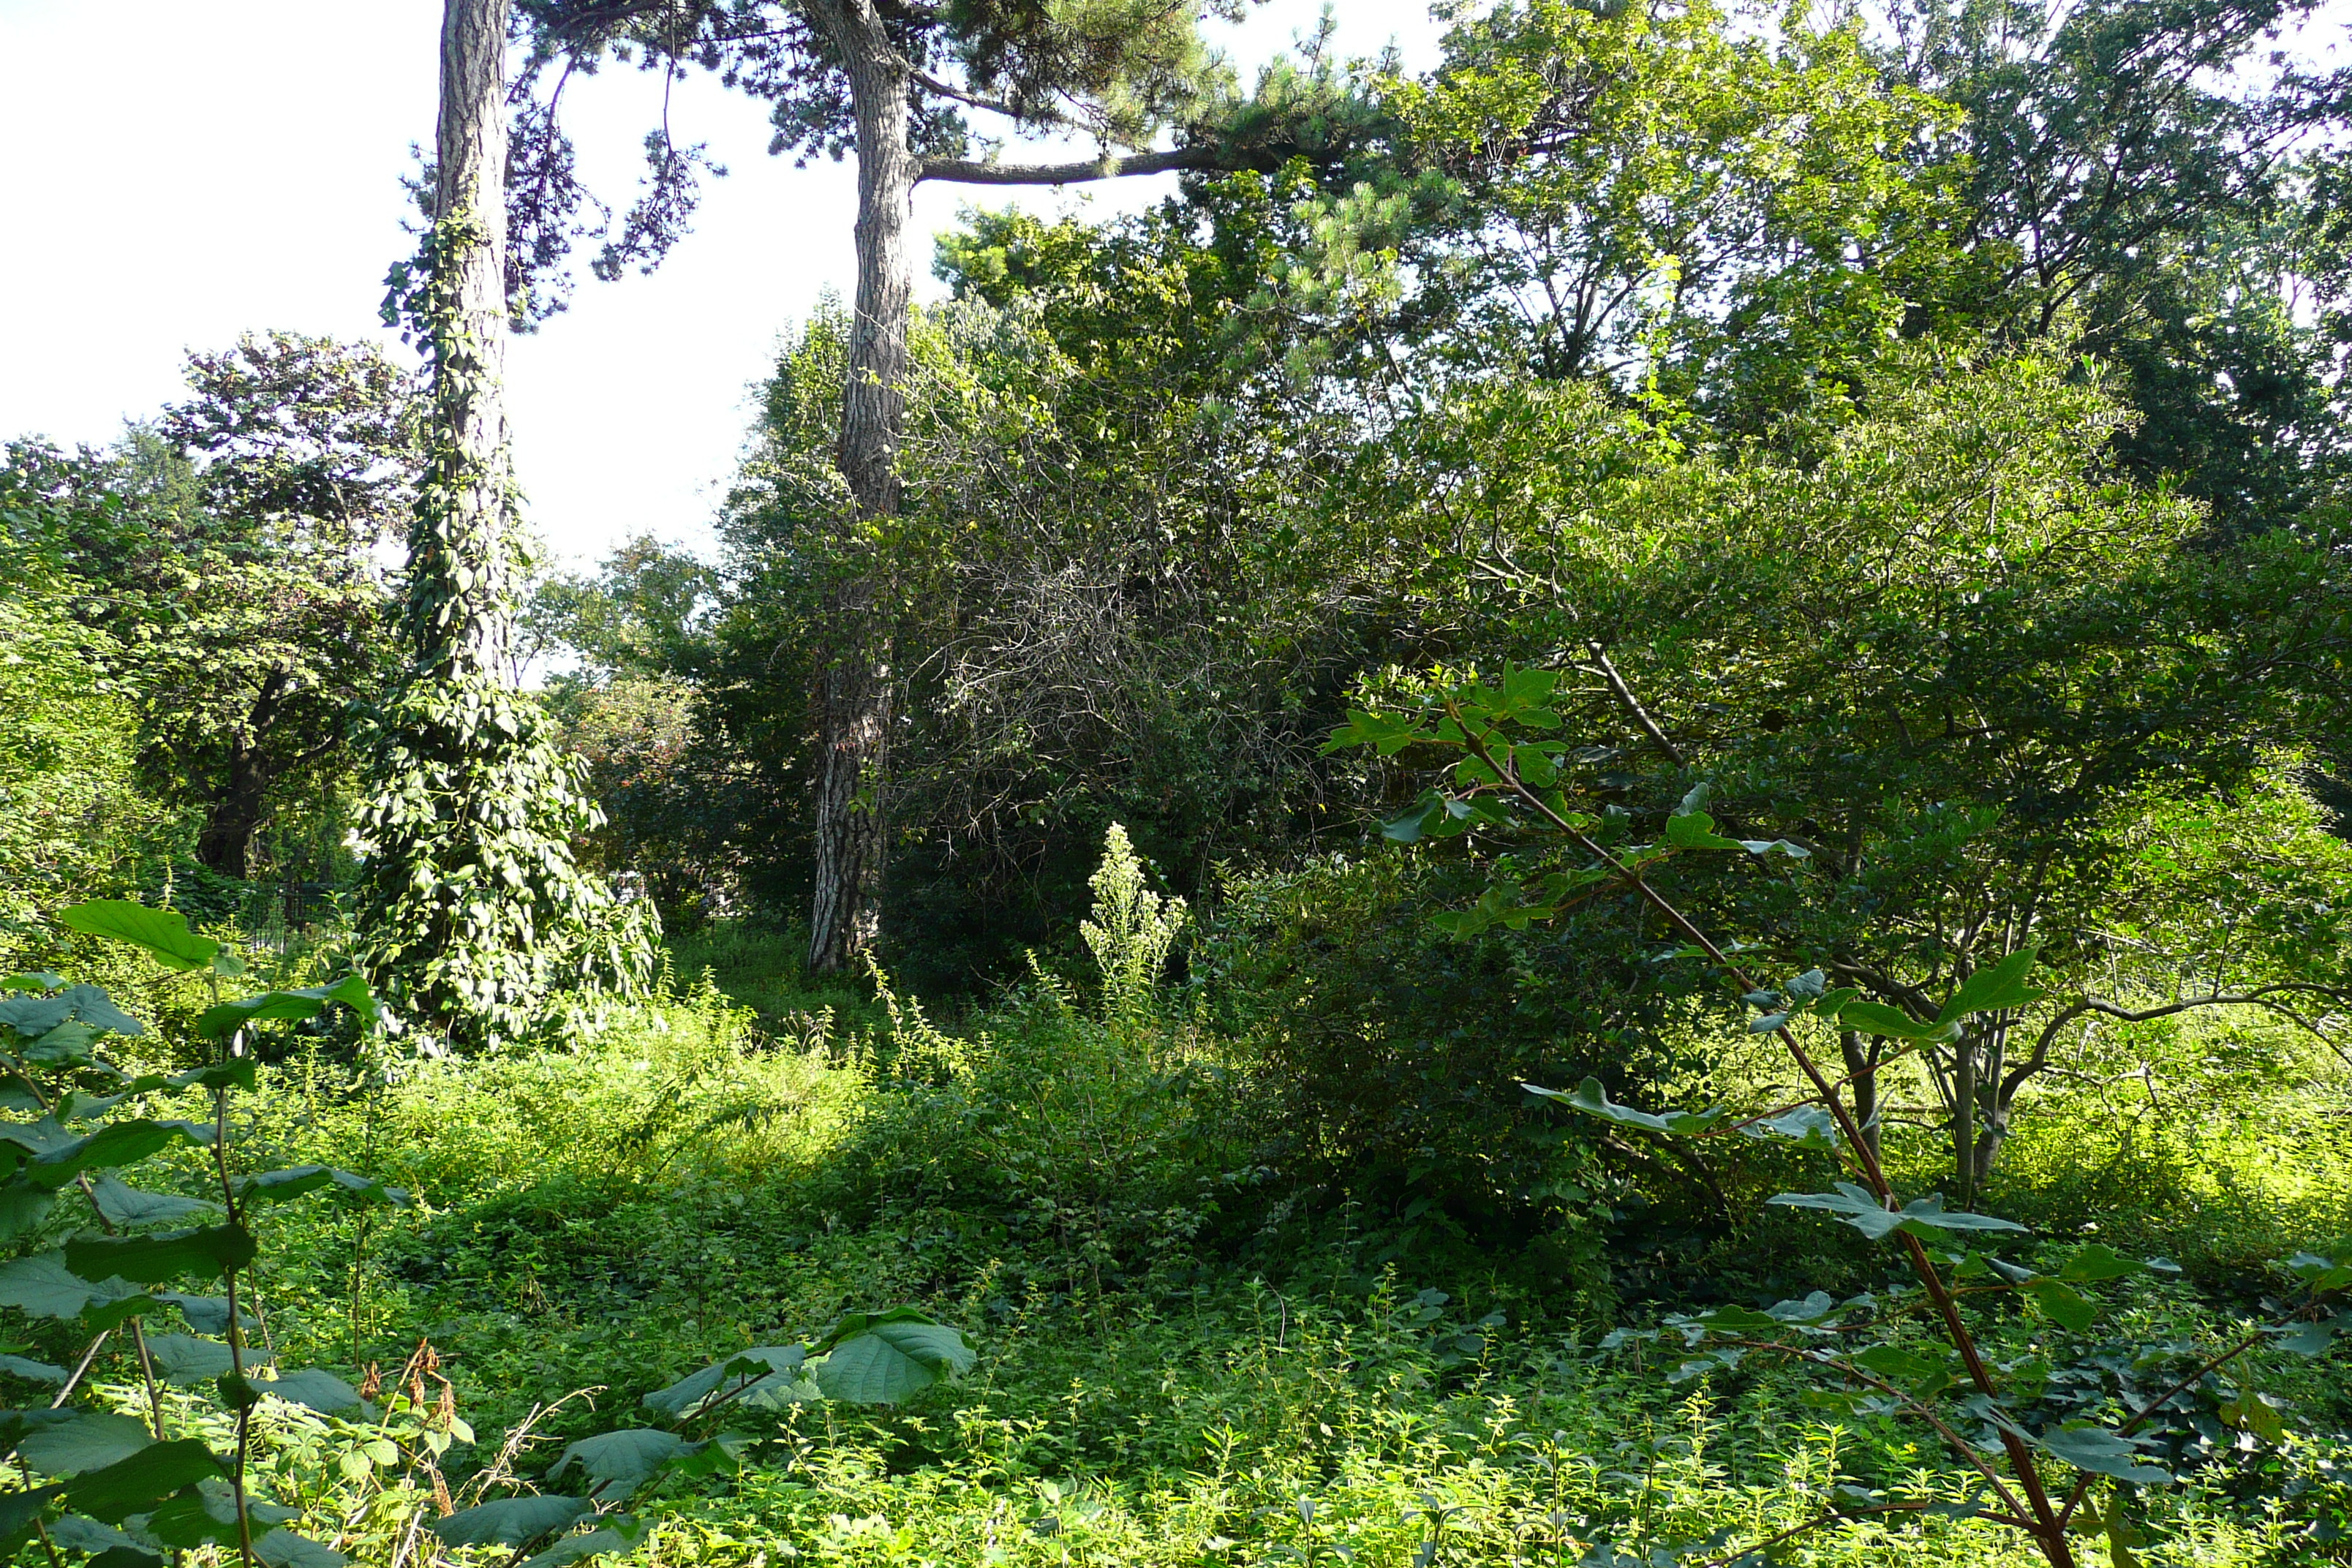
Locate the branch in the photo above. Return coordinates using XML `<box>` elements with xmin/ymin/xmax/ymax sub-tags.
<box><xmin>917</xmin><ymin>146</ymin><xmax>1222</xmax><ymax>186</ymax></box>
<box><xmin>910</xmin><ymin>67</ymin><xmax>1074</xmax><ymax>129</ymax></box>
<box><xmin>1578</xmin><ymin>642</ymin><xmax>1684</xmax><ymax>767</ymax></box>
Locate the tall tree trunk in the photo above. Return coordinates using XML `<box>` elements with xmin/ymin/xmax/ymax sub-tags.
<box><xmin>804</xmin><ymin>0</ymin><xmax>913</xmax><ymax>974</ymax></box>
<box><xmin>428</xmin><ymin>0</ymin><xmax>515</xmax><ymax>682</ymax></box>
<box><xmin>197</xmin><ymin>742</ymin><xmax>271</xmax><ymax>881</ymax></box>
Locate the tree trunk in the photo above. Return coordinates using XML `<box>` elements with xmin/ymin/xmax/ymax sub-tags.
<box><xmin>197</xmin><ymin>743</ymin><xmax>271</xmax><ymax>881</ymax></box>
<box><xmin>802</xmin><ymin>0</ymin><xmax>913</xmax><ymax>974</ymax></box>
<box><xmin>1839</xmin><ymin>1029</ymin><xmax>1882</xmax><ymax>1165</ymax></box>
<box><xmin>428</xmin><ymin>0</ymin><xmax>516</xmax><ymax>682</ymax></box>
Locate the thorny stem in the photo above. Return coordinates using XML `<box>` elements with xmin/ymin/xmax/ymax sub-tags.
<box><xmin>1455</xmin><ymin>709</ymin><xmax>2080</xmax><ymax>1567</ymax></box>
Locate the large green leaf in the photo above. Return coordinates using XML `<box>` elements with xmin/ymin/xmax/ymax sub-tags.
<box><xmin>548</xmin><ymin>1429</ymin><xmax>690</xmax><ymax>1499</ymax></box>
<box><xmin>1525</xmin><ymin>1078</ymin><xmax>1726</xmax><ymax>1137</ymax></box>
<box><xmin>0</xmin><ymin>1183</ymin><xmax>58</xmax><ymax>1240</ymax></box>
<box><xmin>431</xmin><ymin>1495</ymin><xmax>592</xmax><ymax>1548</ymax></box>
<box><xmin>0</xmin><ymin>986</ymin><xmax>143</xmax><ymax>1041</ymax></box>
<box><xmin>56</xmin><ymin>905</ymin><xmax>216</xmax><ymax>973</ymax></box>
<box><xmin>0</xmin><ymin>1253</ymin><xmax>141</xmax><ymax>1319</ymax></box>
<box><xmin>0</xmin><ymin>1353</ymin><xmax>68</xmax><ymax>1384</ymax></box>
<box><xmin>18</xmin><ymin>1413</ymin><xmax>153</xmax><ymax>1477</ymax></box>
<box><xmin>0</xmin><ymin>1483</ymin><xmax>61</xmax><ymax>1539</ymax></box>
<box><xmin>253</xmin><ymin>1529</ymin><xmax>348</xmax><ymax>1568</ymax></box>
<box><xmin>48</xmin><ymin>1514</ymin><xmax>159</xmax><ymax>1564</ymax></box>
<box><xmin>642</xmin><ymin>1345</ymin><xmax>807</xmax><ymax>1417</ymax></box>
<box><xmin>1768</xmin><ymin>1183</ymin><xmax>2029</xmax><ymax>1242</ymax></box>
<box><xmin>0</xmin><ymin>974</ymin><xmax>64</xmax><ymax>994</ymax></box>
<box><xmin>86</xmin><ymin>1176</ymin><xmax>219</xmax><ymax>1229</ymax></box>
<box><xmin>2037</xmin><ymin>1424</ymin><xmax>2170</xmax><ymax>1486</ymax></box>
<box><xmin>70</xmin><ymin>1442</ymin><xmax>229</xmax><ymax>1523</ymax></box>
<box><xmin>66</xmin><ymin>1223</ymin><xmax>254</xmax><ymax>1284</ymax></box>
<box><xmin>156</xmin><ymin>1294</ymin><xmax>255</xmax><ymax>1335</ymax></box>
<box><xmin>813</xmin><ymin>1317</ymin><xmax>975</xmax><ymax>1405</ymax></box>
<box><xmin>195</xmin><ymin>976</ymin><xmax>376</xmax><ymax>1041</ymax></box>
<box><xmin>140</xmin><ymin>1334</ymin><xmax>233</xmax><ymax>1385</ymax></box>
<box><xmin>233</xmin><ymin>1166</ymin><xmax>407</xmax><ymax>1209</ymax></box>
<box><xmin>1825</xmin><ymin>999</ymin><xmax>1960</xmax><ymax>1043</ymax></box>
<box><xmin>247</xmin><ymin>1369</ymin><xmax>361</xmax><ymax>1414</ymax></box>
<box><xmin>30</xmin><ymin>1120</ymin><xmax>215</xmax><ymax>1191</ymax></box>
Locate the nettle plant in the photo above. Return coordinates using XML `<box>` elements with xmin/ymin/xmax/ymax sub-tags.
<box><xmin>1335</xmin><ymin>668</ymin><xmax>2352</xmax><ymax>1568</ymax></box>
<box><xmin>0</xmin><ymin>902</ymin><xmax>973</xmax><ymax>1568</ymax></box>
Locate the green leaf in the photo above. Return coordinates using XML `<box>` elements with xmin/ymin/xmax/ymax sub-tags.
<box><xmin>0</xmin><ymin>1353</ymin><xmax>67</xmax><ymax>1383</ymax></box>
<box><xmin>813</xmin><ymin>1318</ymin><xmax>975</xmax><ymax>1405</ymax></box>
<box><xmin>253</xmin><ymin>1529</ymin><xmax>347</xmax><ymax>1568</ymax></box>
<box><xmin>2276</xmin><ymin>1316</ymin><xmax>2347</xmax><ymax>1357</ymax></box>
<box><xmin>1848</xmin><ymin>1343</ymin><xmax>1953</xmax><ymax>1396</ymax></box>
<box><xmin>140</xmin><ymin>1334</ymin><xmax>233</xmax><ymax>1385</ymax></box>
<box><xmin>246</xmin><ymin>1369</ymin><xmax>362</xmax><ymax>1413</ymax></box>
<box><xmin>0</xmin><ymin>1184</ymin><xmax>57</xmax><ymax>1241</ymax></box>
<box><xmin>1</xmin><ymin>974</ymin><xmax>64</xmax><ymax>994</ymax></box>
<box><xmin>48</xmin><ymin>1514</ymin><xmax>159</xmax><ymax>1562</ymax></box>
<box><xmin>642</xmin><ymin>1345</ymin><xmax>807</xmax><ymax>1417</ymax></box>
<box><xmin>18</xmin><ymin>1413</ymin><xmax>152</xmax><ymax>1477</ymax></box>
<box><xmin>195</xmin><ymin>976</ymin><xmax>375</xmax><ymax>1041</ymax></box>
<box><xmin>548</xmin><ymin>1429</ymin><xmax>690</xmax><ymax>1499</ymax></box>
<box><xmin>56</xmin><ymin>905</ymin><xmax>216</xmax><ymax>973</ymax></box>
<box><xmin>1738</xmin><ymin>1106</ymin><xmax>1838</xmax><ymax>1148</ymax></box>
<box><xmin>1768</xmin><ymin>1183</ymin><xmax>2029</xmax><ymax>1242</ymax></box>
<box><xmin>66</xmin><ymin>1224</ymin><xmax>255</xmax><ymax>1284</ymax></box>
<box><xmin>2058</xmin><ymin>1244</ymin><xmax>2151</xmax><ymax>1284</ymax></box>
<box><xmin>0</xmin><ymin>986</ymin><xmax>143</xmax><ymax>1041</ymax></box>
<box><xmin>71</xmin><ymin>1441</ymin><xmax>230</xmax><ymax>1523</ymax></box>
<box><xmin>0</xmin><ymin>1483</ymin><xmax>61</xmax><ymax>1539</ymax></box>
<box><xmin>1934</xmin><ymin>949</ymin><xmax>2046</xmax><ymax>1026</ymax></box>
<box><xmin>2021</xmin><ymin>1278</ymin><xmax>2097</xmax><ymax>1332</ymax></box>
<box><xmin>233</xmin><ymin>1166</ymin><xmax>407</xmax><ymax>1209</ymax></box>
<box><xmin>431</xmin><ymin>1495</ymin><xmax>592</xmax><ymax>1548</ymax></box>
<box><xmin>1825</xmin><ymin>999</ymin><xmax>1959</xmax><ymax>1043</ymax></box>
<box><xmin>2036</xmin><ymin>1424</ymin><xmax>2170</xmax><ymax>1487</ymax></box>
<box><xmin>86</xmin><ymin>1177</ymin><xmax>219</xmax><ymax>1229</ymax></box>
<box><xmin>155</xmin><ymin>1294</ymin><xmax>254</xmax><ymax>1335</ymax></box>
<box><xmin>28</xmin><ymin>1119</ymin><xmax>216</xmax><ymax>1191</ymax></box>
<box><xmin>1526</xmin><ymin>1078</ymin><xmax>1725</xmax><ymax>1137</ymax></box>
<box><xmin>2286</xmin><ymin>1250</ymin><xmax>2352</xmax><ymax>1294</ymax></box>
<box><xmin>0</xmin><ymin>1253</ymin><xmax>141</xmax><ymax>1320</ymax></box>
<box><xmin>1663</xmin><ymin>810</ymin><xmax>1741</xmax><ymax>851</ymax></box>
<box><xmin>519</xmin><ymin>1524</ymin><xmax>638</xmax><ymax>1568</ymax></box>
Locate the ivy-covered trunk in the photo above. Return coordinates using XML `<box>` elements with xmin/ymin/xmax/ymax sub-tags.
<box><xmin>351</xmin><ymin>0</ymin><xmax>652</xmax><ymax>1048</ymax></box>
<box><xmin>802</xmin><ymin>0</ymin><xmax>913</xmax><ymax>975</ymax></box>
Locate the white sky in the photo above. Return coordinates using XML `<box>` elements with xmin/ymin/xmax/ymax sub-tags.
<box><xmin>0</xmin><ymin>0</ymin><xmax>1445</xmax><ymax>570</ymax></box>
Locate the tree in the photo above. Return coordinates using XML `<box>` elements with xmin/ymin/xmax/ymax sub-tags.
<box><xmin>353</xmin><ymin>0</ymin><xmax>654</xmax><ymax>1049</ymax></box>
<box><xmin>508</xmin><ymin>0</ymin><xmax>1367</xmax><ymax>971</ymax></box>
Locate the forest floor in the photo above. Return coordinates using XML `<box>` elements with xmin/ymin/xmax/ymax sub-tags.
<box><xmin>82</xmin><ymin>924</ymin><xmax>2352</xmax><ymax>1567</ymax></box>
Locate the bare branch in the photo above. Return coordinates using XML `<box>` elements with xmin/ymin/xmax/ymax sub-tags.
<box><xmin>918</xmin><ymin>146</ymin><xmax>1221</xmax><ymax>186</ymax></box>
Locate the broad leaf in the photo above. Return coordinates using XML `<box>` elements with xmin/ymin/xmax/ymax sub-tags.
<box><xmin>140</xmin><ymin>1334</ymin><xmax>233</xmax><ymax>1385</ymax></box>
<box><xmin>1738</xmin><ymin>1106</ymin><xmax>1838</xmax><ymax>1148</ymax></box>
<box><xmin>246</xmin><ymin>1369</ymin><xmax>361</xmax><ymax>1413</ymax></box>
<box><xmin>157</xmin><ymin>1294</ymin><xmax>255</xmax><ymax>1335</ymax></box>
<box><xmin>234</xmin><ymin>1166</ymin><xmax>406</xmax><ymax>1209</ymax></box>
<box><xmin>1768</xmin><ymin>1183</ymin><xmax>2028</xmax><ymax>1242</ymax></box>
<box><xmin>66</xmin><ymin>1223</ymin><xmax>255</xmax><ymax>1284</ymax></box>
<box><xmin>0</xmin><ymin>974</ymin><xmax>64</xmax><ymax>994</ymax></box>
<box><xmin>253</xmin><ymin>1529</ymin><xmax>348</xmax><ymax>1568</ymax></box>
<box><xmin>2021</xmin><ymin>1278</ymin><xmax>2097</xmax><ymax>1332</ymax></box>
<box><xmin>0</xmin><ymin>1253</ymin><xmax>141</xmax><ymax>1319</ymax></box>
<box><xmin>1825</xmin><ymin>999</ymin><xmax>1959</xmax><ymax>1043</ymax></box>
<box><xmin>48</xmin><ymin>1515</ymin><xmax>157</xmax><ymax>1561</ymax></box>
<box><xmin>1526</xmin><ymin>1079</ymin><xmax>1725</xmax><ymax>1137</ymax></box>
<box><xmin>86</xmin><ymin>1176</ymin><xmax>219</xmax><ymax>1229</ymax></box>
<box><xmin>431</xmin><ymin>1495</ymin><xmax>592</xmax><ymax>1548</ymax></box>
<box><xmin>195</xmin><ymin>976</ymin><xmax>375</xmax><ymax>1041</ymax></box>
<box><xmin>0</xmin><ymin>1353</ymin><xmax>67</xmax><ymax>1383</ymax></box>
<box><xmin>72</xmin><ymin>1441</ymin><xmax>230</xmax><ymax>1523</ymax></box>
<box><xmin>642</xmin><ymin>1345</ymin><xmax>807</xmax><ymax>1417</ymax></box>
<box><xmin>548</xmin><ymin>1428</ymin><xmax>689</xmax><ymax>1499</ymax></box>
<box><xmin>1934</xmin><ymin>949</ymin><xmax>2046</xmax><ymax>1026</ymax></box>
<box><xmin>2058</xmin><ymin>1244</ymin><xmax>2151</xmax><ymax>1284</ymax></box>
<box><xmin>0</xmin><ymin>1185</ymin><xmax>57</xmax><ymax>1241</ymax></box>
<box><xmin>519</xmin><ymin>1523</ymin><xmax>641</xmax><ymax>1568</ymax></box>
<box><xmin>2037</xmin><ymin>1424</ymin><xmax>2170</xmax><ymax>1486</ymax></box>
<box><xmin>56</xmin><ymin>905</ymin><xmax>216</xmax><ymax>973</ymax></box>
<box><xmin>814</xmin><ymin>1319</ymin><xmax>976</xmax><ymax>1405</ymax></box>
<box><xmin>19</xmin><ymin>1413</ymin><xmax>153</xmax><ymax>1477</ymax></box>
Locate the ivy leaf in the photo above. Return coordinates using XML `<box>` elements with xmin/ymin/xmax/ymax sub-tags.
<box><xmin>55</xmin><ymin>905</ymin><xmax>217</xmax><ymax>973</ymax></box>
<box><xmin>431</xmin><ymin>1495</ymin><xmax>592</xmax><ymax>1548</ymax></box>
<box><xmin>1768</xmin><ymin>1184</ymin><xmax>2028</xmax><ymax>1242</ymax></box>
<box><xmin>1525</xmin><ymin>1079</ymin><xmax>1726</xmax><ymax>1137</ymax></box>
<box><xmin>2275</xmin><ymin>1316</ymin><xmax>2348</xmax><ymax>1357</ymax></box>
<box><xmin>2036</xmin><ymin>1424</ymin><xmax>2170</xmax><ymax>1486</ymax></box>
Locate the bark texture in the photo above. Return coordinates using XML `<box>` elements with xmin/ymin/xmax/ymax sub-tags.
<box><xmin>431</xmin><ymin>0</ymin><xmax>518</xmax><ymax>682</ymax></box>
<box><xmin>802</xmin><ymin>0</ymin><xmax>913</xmax><ymax>974</ymax></box>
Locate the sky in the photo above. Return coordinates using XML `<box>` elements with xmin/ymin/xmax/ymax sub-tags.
<box><xmin>0</xmin><ymin>0</ymin><xmax>1447</xmax><ymax>570</ymax></box>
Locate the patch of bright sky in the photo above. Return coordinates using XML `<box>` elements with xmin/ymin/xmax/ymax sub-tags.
<box><xmin>0</xmin><ymin>0</ymin><xmax>1446</xmax><ymax>570</ymax></box>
